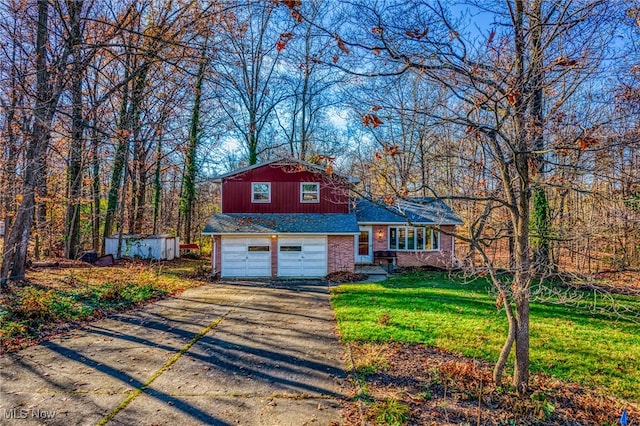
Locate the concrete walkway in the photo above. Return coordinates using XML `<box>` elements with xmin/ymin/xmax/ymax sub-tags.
<box><xmin>0</xmin><ymin>281</ymin><xmax>349</xmax><ymax>425</ymax></box>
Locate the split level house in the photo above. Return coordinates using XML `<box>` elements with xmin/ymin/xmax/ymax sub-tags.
<box><xmin>202</xmin><ymin>158</ymin><xmax>463</xmax><ymax>278</ymax></box>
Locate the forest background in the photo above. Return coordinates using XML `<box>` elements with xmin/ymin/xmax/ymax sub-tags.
<box><xmin>0</xmin><ymin>0</ymin><xmax>639</xmax><ymax>281</ymax></box>
<box><xmin>3</xmin><ymin>0</ymin><xmax>640</xmax><ymax>395</ymax></box>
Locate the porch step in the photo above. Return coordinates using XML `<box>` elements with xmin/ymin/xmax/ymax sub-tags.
<box><xmin>355</xmin><ymin>265</ymin><xmax>389</xmax><ymax>276</ymax></box>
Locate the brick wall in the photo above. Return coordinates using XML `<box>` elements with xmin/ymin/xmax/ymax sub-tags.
<box><xmin>327</xmin><ymin>235</ymin><xmax>355</xmax><ymax>273</ymax></box>
<box><xmin>271</xmin><ymin>236</ymin><xmax>278</xmax><ymax>277</ymax></box>
<box><xmin>372</xmin><ymin>225</ymin><xmax>387</xmax><ymax>252</ymax></box>
<box><xmin>212</xmin><ymin>235</ymin><xmax>222</xmax><ymax>274</ymax></box>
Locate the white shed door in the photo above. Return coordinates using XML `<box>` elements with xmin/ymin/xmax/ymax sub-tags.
<box><xmin>278</xmin><ymin>237</ymin><xmax>327</xmax><ymax>277</ymax></box>
<box><xmin>221</xmin><ymin>237</ymin><xmax>271</xmax><ymax>277</ymax></box>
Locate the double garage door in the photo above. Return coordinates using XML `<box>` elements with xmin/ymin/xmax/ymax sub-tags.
<box><xmin>221</xmin><ymin>236</ymin><xmax>327</xmax><ymax>277</ymax></box>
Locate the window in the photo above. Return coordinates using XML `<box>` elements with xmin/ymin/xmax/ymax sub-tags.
<box><xmin>252</xmin><ymin>183</ymin><xmax>270</xmax><ymax>203</ymax></box>
<box><xmin>300</xmin><ymin>182</ymin><xmax>320</xmax><ymax>203</ymax></box>
<box><xmin>388</xmin><ymin>226</ymin><xmax>440</xmax><ymax>251</ymax></box>
<box><xmin>389</xmin><ymin>228</ymin><xmax>397</xmax><ymax>250</ymax></box>
<box><xmin>398</xmin><ymin>227</ymin><xmax>406</xmax><ymax>250</ymax></box>
<box><xmin>248</xmin><ymin>245</ymin><xmax>270</xmax><ymax>252</ymax></box>
<box><xmin>280</xmin><ymin>245</ymin><xmax>302</xmax><ymax>252</ymax></box>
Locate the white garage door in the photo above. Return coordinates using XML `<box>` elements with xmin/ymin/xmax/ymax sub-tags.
<box><xmin>221</xmin><ymin>237</ymin><xmax>271</xmax><ymax>277</ymax></box>
<box><xmin>278</xmin><ymin>237</ymin><xmax>327</xmax><ymax>277</ymax></box>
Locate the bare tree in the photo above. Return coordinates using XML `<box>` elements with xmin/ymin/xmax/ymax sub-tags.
<box><xmin>272</xmin><ymin>0</ymin><xmax>346</xmax><ymax>161</ymax></box>
<box><xmin>0</xmin><ymin>0</ymin><xmax>29</xmax><ymax>249</ymax></box>
<box><xmin>286</xmin><ymin>0</ymin><xmax>616</xmax><ymax>392</ymax></box>
<box><xmin>180</xmin><ymin>40</ymin><xmax>209</xmax><ymax>244</ymax></box>
<box><xmin>214</xmin><ymin>1</ymin><xmax>288</xmax><ymax>165</ymax></box>
<box><xmin>1</xmin><ymin>0</ymin><xmax>73</xmax><ymax>286</ymax></box>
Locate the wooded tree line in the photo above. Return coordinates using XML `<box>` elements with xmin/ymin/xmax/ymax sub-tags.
<box><xmin>0</xmin><ymin>0</ymin><xmax>346</xmax><ymax>282</ymax></box>
<box><xmin>313</xmin><ymin>0</ymin><xmax>640</xmax><ymax>392</ymax></box>
<box><xmin>1</xmin><ymin>0</ymin><xmax>639</xmax><ymax>394</ymax></box>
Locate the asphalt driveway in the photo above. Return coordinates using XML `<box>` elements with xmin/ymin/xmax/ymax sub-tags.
<box><xmin>0</xmin><ymin>281</ymin><xmax>349</xmax><ymax>425</ymax></box>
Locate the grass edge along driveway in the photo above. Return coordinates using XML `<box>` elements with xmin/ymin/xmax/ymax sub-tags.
<box><xmin>330</xmin><ymin>271</ymin><xmax>640</xmax><ymax>402</ymax></box>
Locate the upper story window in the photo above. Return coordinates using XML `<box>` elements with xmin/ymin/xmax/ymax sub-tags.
<box><xmin>300</xmin><ymin>182</ymin><xmax>320</xmax><ymax>203</ymax></box>
<box><xmin>388</xmin><ymin>226</ymin><xmax>439</xmax><ymax>251</ymax></box>
<box><xmin>252</xmin><ymin>182</ymin><xmax>271</xmax><ymax>203</ymax></box>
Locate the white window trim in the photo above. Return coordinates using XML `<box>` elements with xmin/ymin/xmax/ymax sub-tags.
<box><xmin>251</xmin><ymin>182</ymin><xmax>271</xmax><ymax>203</ymax></box>
<box><xmin>300</xmin><ymin>182</ymin><xmax>320</xmax><ymax>203</ymax></box>
<box><xmin>388</xmin><ymin>226</ymin><xmax>440</xmax><ymax>252</ymax></box>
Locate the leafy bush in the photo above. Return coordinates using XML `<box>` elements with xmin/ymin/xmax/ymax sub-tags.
<box><xmin>0</xmin><ymin>260</ymin><xmax>207</xmax><ymax>353</ymax></box>
<box><xmin>99</xmin><ymin>281</ymin><xmax>128</xmax><ymax>301</ymax></box>
<box><xmin>12</xmin><ymin>287</ymin><xmax>78</xmax><ymax>322</ymax></box>
<box><xmin>0</xmin><ymin>321</ymin><xmax>27</xmax><ymax>340</ymax></box>
<box><xmin>369</xmin><ymin>399</ymin><xmax>410</xmax><ymax>426</ymax></box>
<box><xmin>120</xmin><ymin>282</ymin><xmax>167</xmax><ymax>302</ymax></box>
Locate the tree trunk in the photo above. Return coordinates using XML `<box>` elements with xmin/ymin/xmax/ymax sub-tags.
<box><xmin>529</xmin><ymin>0</ymin><xmax>550</xmax><ymax>270</ymax></box>
<box><xmin>103</xmin><ymin>83</ymin><xmax>130</xmax><ymax>251</ymax></box>
<box><xmin>1</xmin><ymin>116</ymin><xmax>19</xmax><ymax>250</ymax></box>
<box><xmin>491</xmin><ymin>283</ymin><xmax>516</xmax><ymax>385</ymax></box>
<box><xmin>34</xmin><ymin>146</ymin><xmax>49</xmax><ymax>259</ymax></box>
<box><xmin>532</xmin><ymin>187</ymin><xmax>550</xmax><ymax>268</ymax></box>
<box><xmin>248</xmin><ymin>128</ymin><xmax>258</xmax><ymax>165</ymax></box>
<box><xmin>133</xmin><ymin>161</ymin><xmax>147</xmax><ymax>234</ymax></box>
<box><xmin>64</xmin><ymin>0</ymin><xmax>85</xmax><ymax>260</ymax></box>
<box><xmin>513</xmin><ymin>282</ymin><xmax>530</xmax><ymax>394</ymax></box>
<box><xmin>1</xmin><ymin>0</ymin><xmax>52</xmax><ymax>286</ymax></box>
<box><xmin>180</xmin><ymin>44</ymin><xmax>207</xmax><ymax>244</ymax></box>
<box><xmin>128</xmin><ymin>133</ymin><xmax>139</xmax><ymax>234</ymax></box>
<box><xmin>127</xmin><ymin>70</ymin><xmax>148</xmax><ymax>235</ymax></box>
<box><xmin>512</xmin><ymin>161</ymin><xmax>532</xmax><ymax>395</ymax></box>
<box><xmin>511</xmin><ymin>0</ymin><xmax>532</xmax><ymax>394</ymax></box>
<box><xmin>2</xmin><ymin>37</ymin><xmax>21</xmax><ymax>249</ymax></box>
<box><xmin>116</xmin><ymin>152</ymin><xmax>130</xmax><ymax>259</ymax></box>
<box><xmin>152</xmin><ymin>137</ymin><xmax>162</xmax><ymax>235</ymax></box>
<box><xmin>91</xmin><ymin>127</ymin><xmax>101</xmax><ymax>252</ymax></box>
<box><xmin>298</xmin><ymin>33</ymin><xmax>311</xmax><ymax>161</ymax></box>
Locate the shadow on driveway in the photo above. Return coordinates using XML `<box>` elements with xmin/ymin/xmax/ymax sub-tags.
<box><xmin>0</xmin><ymin>281</ymin><xmax>348</xmax><ymax>425</ymax></box>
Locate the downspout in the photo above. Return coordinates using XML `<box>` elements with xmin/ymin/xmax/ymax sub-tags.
<box><xmin>212</xmin><ymin>236</ymin><xmax>217</xmax><ymax>274</ymax></box>
<box><xmin>451</xmin><ymin>234</ymin><xmax>455</xmax><ymax>267</ymax></box>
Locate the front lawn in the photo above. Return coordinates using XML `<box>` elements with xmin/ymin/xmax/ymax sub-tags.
<box><xmin>331</xmin><ymin>271</ymin><xmax>640</xmax><ymax>402</ymax></box>
<box><xmin>0</xmin><ymin>259</ymin><xmax>210</xmax><ymax>353</ymax></box>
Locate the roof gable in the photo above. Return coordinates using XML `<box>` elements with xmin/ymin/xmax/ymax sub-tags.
<box><xmin>213</xmin><ymin>158</ymin><xmax>360</xmax><ymax>184</ymax></box>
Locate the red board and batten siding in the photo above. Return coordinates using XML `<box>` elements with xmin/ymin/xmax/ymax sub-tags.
<box><xmin>221</xmin><ymin>165</ymin><xmax>349</xmax><ymax>214</ymax></box>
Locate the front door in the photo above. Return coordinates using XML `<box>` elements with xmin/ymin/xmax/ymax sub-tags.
<box><xmin>355</xmin><ymin>226</ymin><xmax>373</xmax><ymax>263</ymax></box>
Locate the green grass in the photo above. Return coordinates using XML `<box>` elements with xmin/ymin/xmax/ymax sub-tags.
<box><xmin>331</xmin><ymin>271</ymin><xmax>640</xmax><ymax>402</ymax></box>
<box><xmin>0</xmin><ymin>259</ymin><xmax>209</xmax><ymax>350</ymax></box>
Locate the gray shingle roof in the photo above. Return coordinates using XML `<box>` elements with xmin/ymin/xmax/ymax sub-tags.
<box><xmin>354</xmin><ymin>197</ymin><xmax>463</xmax><ymax>225</ymax></box>
<box><xmin>202</xmin><ymin>213</ymin><xmax>360</xmax><ymax>234</ymax></box>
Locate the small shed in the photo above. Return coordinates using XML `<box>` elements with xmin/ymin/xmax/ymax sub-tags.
<box><xmin>105</xmin><ymin>234</ymin><xmax>180</xmax><ymax>260</ymax></box>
